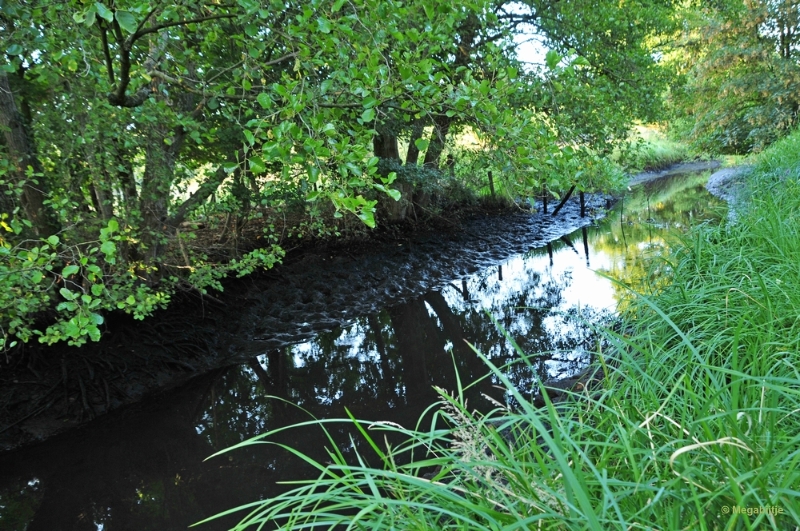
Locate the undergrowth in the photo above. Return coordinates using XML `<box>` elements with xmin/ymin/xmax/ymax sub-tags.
<box><xmin>618</xmin><ymin>125</ymin><xmax>695</xmax><ymax>172</ymax></box>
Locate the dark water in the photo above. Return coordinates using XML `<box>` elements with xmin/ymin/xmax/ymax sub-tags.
<box><xmin>0</xmin><ymin>172</ymin><xmax>724</xmax><ymax>531</ymax></box>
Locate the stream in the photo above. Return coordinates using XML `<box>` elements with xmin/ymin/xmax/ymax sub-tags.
<box><xmin>0</xmin><ymin>168</ymin><xmax>725</xmax><ymax>530</ymax></box>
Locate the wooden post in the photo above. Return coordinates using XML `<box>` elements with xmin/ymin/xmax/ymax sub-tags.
<box><xmin>488</xmin><ymin>171</ymin><xmax>496</xmax><ymax>198</ymax></box>
<box><xmin>542</xmin><ymin>187</ymin><xmax>548</xmax><ymax>213</ymax></box>
<box><xmin>582</xmin><ymin>226</ymin><xmax>590</xmax><ymax>266</ymax></box>
<box><xmin>579</xmin><ymin>191</ymin><xmax>586</xmax><ymax>217</ymax></box>
<box><xmin>551</xmin><ymin>185</ymin><xmax>576</xmax><ymax>216</ymax></box>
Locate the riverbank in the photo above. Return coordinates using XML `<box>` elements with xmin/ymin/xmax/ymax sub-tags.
<box><xmin>212</xmin><ymin>137</ymin><xmax>800</xmax><ymax>528</ymax></box>
<box><xmin>0</xmin><ymin>189</ymin><xmax>612</xmax><ymax>451</ymax></box>
<box><xmin>706</xmin><ymin>165</ymin><xmax>751</xmax><ymax>222</ymax></box>
<box><xmin>0</xmin><ymin>160</ymin><xmax>715</xmax><ymax>452</ymax></box>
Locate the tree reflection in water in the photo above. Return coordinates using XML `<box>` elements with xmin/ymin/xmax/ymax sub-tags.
<box><xmin>0</xmin><ymin>172</ymin><xmax>725</xmax><ymax>530</ymax></box>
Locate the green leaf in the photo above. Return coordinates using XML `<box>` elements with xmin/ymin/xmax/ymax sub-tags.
<box><xmin>321</xmin><ymin>122</ymin><xmax>336</xmax><ymax>136</ymax></box>
<box><xmin>100</xmin><ymin>241</ymin><xmax>115</xmax><ymax>255</ymax></box>
<box><xmin>319</xmin><ymin>79</ymin><xmax>332</xmax><ymax>95</ymax></box>
<box><xmin>125</xmin><ymin>295</ymin><xmax>136</xmax><ymax>305</ymax></box>
<box><xmin>317</xmin><ymin>17</ymin><xmax>332</xmax><ymax>34</ymax></box>
<box><xmin>546</xmin><ymin>50</ymin><xmax>561</xmax><ymax>70</ymax></box>
<box><xmin>249</xmin><ymin>156</ymin><xmax>266</xmax><ymax>174</ymax></box>
<box><xmin>6</xmin><ymin>44</ymin><xmax>23</xmax><ymax>56</ymax></box>
<box><xmin>65</xmin><ymin>320</ymin><xmax>81</xmax><ymax>338</ymax></box>
<box><xmin>414</xmin><ymin>138</ymin><xmax>430</xmax><ymax>151</ymax></box>
<box><xmin>256</xmin><ymin>93</ymin><xmax>271</xmax><ymax>109</ymax></box>
<box><xmin>91</xmin><ymin>284</ymin><xmax>104</xmax><ymax>296</ymax></box>
<box><xmin>358</xmin><ymin>209</ymin><xmax>376</xmax><ymax>228</ymax></box>
<box><xmin>59</xmin><ymin>288</ymin><xmax>77</xmax><ymax>301</ymax></box>
<box><xmin>361</xmin><ymin>108</ymin><xmax>375</xmax><ymax>123</ymax></box>
<box><xmin>88</xmin><ymin>326</ymin><xmax>101</xmax><ymax>342</ymax></box>
<box><xmin>107</xmin><ymin>218</ymin><xmax>119</xmax><ymax>232</ymax></box>
<box><xmin>83</xmin><ymin>5</ymin><xmax>97</xmax><ymax>27</ymax></box>
<box><xmin>47</xmin><ymin>235</ymin><xmax>59</xmax><ymax>246</ymax></box>
<box><xmin>89</xmin><ymin>312</ymin><xmax>104</xmax><ymax>325</ymax></box>
<box><xmin>94</xmin><ymin>3</ymin><xmax>113</xmax><ymax>22</ymax></box>
<box><xmin>115</xmin><ymin>11</ymin><xmax>137</xmax><ymax>33</ymax></box>
<box><xmin>62</xmin><ymin>265</ymin><xmax>80</xmax><ymax>277</ymax></box>
<box><xmin>386</xmin><ymin>188</ymin><xmax>402</xmax><ymax>201</ymax></box>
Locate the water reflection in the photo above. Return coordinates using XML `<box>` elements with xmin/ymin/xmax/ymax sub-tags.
<box><xmin>0</xmin><ymin>172</ymin><xmax>724</xmax><ymax>530</ymax></box>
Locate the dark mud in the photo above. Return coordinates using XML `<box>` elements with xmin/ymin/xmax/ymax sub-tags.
<box><xmin>0</xmin><ymin>192</ymin><xmax>611</xmax><ymax>451</ymax></box>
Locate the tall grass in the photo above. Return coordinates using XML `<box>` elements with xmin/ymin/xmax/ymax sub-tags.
<box><xmin>619</xmin><ymin>125</ymin><xmax>694</xmax><ymax>172</ymax></box>
<box><xmin>202</xmin><ymin>131</ymin><xmax>800</xmax><ymax>530</ymax></box>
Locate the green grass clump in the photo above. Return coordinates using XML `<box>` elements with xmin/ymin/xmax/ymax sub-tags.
<box><xmin>203</xmin><ymin>130</ymin><xmax>800</xmax><ymax>530</ymax></box>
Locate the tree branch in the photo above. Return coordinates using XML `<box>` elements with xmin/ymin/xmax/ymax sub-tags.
<box><xmin>107</xmin><ymin>17</ymin><xmax>133</xmax><ymax>106</ymax></box>
<box><xmin>129</xmin><ymin>13</ymin><xmax>237</xmax><ymax>46</ymax></box>
<box><xmin>98</xmin><ymin>23</ymin><xmax>115</xmax><ymax>85</ymax></box>
<box><xmin>168</xmin><ymin>156</ymin><xmax>242</xmax><ymax>227</ymax></box>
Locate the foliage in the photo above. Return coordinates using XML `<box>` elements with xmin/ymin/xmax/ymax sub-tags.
<box><xmin>0</xmin><ymin>210</ymin><xmax>283</xmax><ymax>348</ymax></box>
<box><xmin>667</xmin><ymin>0</ymin><xmax>800</xmax><ymax>153</ymax></box>
<box><xmin>204</xmin><ymin>130</ymin><xmax>800</xmax><ymax>530</ymax></box>
<box><xmin>525</xmin><ymin>0</ymin><xmax>679</xmax><ymax>153</ymax></box>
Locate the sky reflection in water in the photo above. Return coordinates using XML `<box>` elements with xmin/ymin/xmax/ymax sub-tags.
<box><xmin>0</xmin><ymin>172</ymin><xmax>724</xmax><ymax>531</ymax></box>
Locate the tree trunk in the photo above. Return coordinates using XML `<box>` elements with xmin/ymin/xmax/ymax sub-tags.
<box><xmin>373</xmin><ymin>128</ymin><xmax>410</xmax><ymax>222</ymax></box>
<box><xmin>422</xmin><ymin>114</ymin><xmax>452</xmax><ymax>169</ymax></box>
<box><xmin>91</xmin><ymin>184</ymin><xmax>115</xmax><ymax>221</ymax></box>
<box><xmin>404</xmin><ymin>120</ymin><xmax>425</xmax><ymax>166</ymax></box>
<box><xmin>85</xmin><ymin>135</ymin><xmax>115</xmax><ymax>221</ymax></box>
<box><xmin>0</xmin><ymin>73</ymin><xmax>60</xmax><ymax>237</ymax></box>
<box><xmin>373</xmin><ymin>130</ymin><xmax>401</xmax><ymax>161</ymax></box>
<box><xmin>139</xmin><ymin>124</ymin><xmax>187</xmax><ymax>261</ymax></box>
<box><xmin>114</xmin><ymin>139</ymin><xmax>138</xmax><ymax>214</ymax></box>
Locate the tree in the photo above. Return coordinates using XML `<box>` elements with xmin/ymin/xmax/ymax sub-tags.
<box><xmin>667</xmin><ymin>0</ymin><xmax>800</xmax><ymax>153</ymax></box>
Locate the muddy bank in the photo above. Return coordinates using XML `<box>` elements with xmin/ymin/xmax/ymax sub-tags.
<box><xmin>0</xmin><ymin>192</ymin><xmax>611</xmax><ymax>451</ymax></box>
<box><xmin>706</xmin><ymin>166</ymin><xmax>751</xmax><ymax>222</ymax></box>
